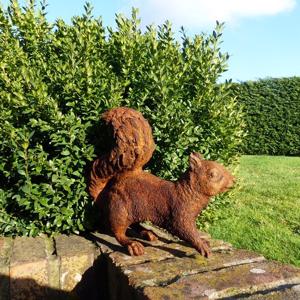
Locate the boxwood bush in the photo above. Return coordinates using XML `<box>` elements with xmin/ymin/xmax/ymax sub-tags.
<box><xmin>0</xmin><ymin>1</ymin><xmax>245</xmax><ymax>236</ymax></box>
<box><xmin>233</xmin><ymin>77</ymin><xmax>300</xmax><ymax>155</ymax></box>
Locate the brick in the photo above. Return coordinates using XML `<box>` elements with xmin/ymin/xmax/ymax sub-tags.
<box><xmin>10</xmin><ymin>237</ymin><xmax>48</xmax><ymax>300</ymax></box>
<box><xmin>0</xmin><ymin>237</ymin><xmax>13</xmax><ymax>300</ymax></box>
<box><xmin>10</xmin><ymin>236</ymin><xmax>46</xmax><ymax>264</ymax></box>
<box><xmin>55</xmin><ymin>235</ymin><xmax>97</xmax><ymax>291</ymax></box>
<box><xmin>0</xmin><ymin>236</ymin><xmax>13</xmax><ymax>267</ymax></box>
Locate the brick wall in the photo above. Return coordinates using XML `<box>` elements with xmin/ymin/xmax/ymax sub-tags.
<box><xmin>1</xmin><ymin>227</ymin><xmax>300</xmax><ymax>300</ymax></box>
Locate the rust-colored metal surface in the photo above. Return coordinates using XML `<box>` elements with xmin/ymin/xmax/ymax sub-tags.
<box><xmin>89</xmin><ymin>107</ymin><xmax>155</xmax><ymax>200</ymax></box>
<box><xmin>89</xmin><ymin>107</ymin><xmax>234</xmax><ymax>257</ymax></box>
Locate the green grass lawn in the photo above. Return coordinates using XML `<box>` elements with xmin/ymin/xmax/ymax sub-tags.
<box><xmin>208</xmin><ymin>155</ymin><xmax>300</xmax><ymax>267</ymax></box>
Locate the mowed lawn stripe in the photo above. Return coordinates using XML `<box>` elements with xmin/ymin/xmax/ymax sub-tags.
<box><xmin>209</xmin><ymin>155</ymin><xmax>300</xmax><ymax>267</ymax></box>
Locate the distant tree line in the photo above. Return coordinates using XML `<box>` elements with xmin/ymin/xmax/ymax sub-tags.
<box><xmin>233</xmin><ymin>77</ymin><xmax>300</xmax><ymax>156</ymax></box>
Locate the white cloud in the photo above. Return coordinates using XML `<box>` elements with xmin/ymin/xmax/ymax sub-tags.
<box><xmin>126</xmin><ymin>0</ymin><xmax>296</xmax><ymax>28</ymax></box>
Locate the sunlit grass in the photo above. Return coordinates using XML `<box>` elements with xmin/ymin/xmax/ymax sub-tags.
<box><xmin>208</xmin><ymin>155</ymin><xmax>300</xmax><ymax>267</ymax></box>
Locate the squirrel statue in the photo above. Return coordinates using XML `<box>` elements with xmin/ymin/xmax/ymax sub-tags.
<box><xmin>88</xmin><ymin>107</ymin><xmax>235</xmax><ymax>257</ymax></box>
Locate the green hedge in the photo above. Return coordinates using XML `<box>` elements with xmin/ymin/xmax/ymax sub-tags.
<box><xmin>0</xmin><ymin>1</ymin><xmax>245</xmax><ymax>236</ymax></box>
<box><xmin>233</xmin><ymin>77</ymin><xmax>300</xmax><ymax>156</ymax></box>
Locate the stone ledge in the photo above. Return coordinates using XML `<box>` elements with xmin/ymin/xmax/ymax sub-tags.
<box><xmin>95</xmin><ymin>228</ymin><xmax>300</xmax><ymax>300</ymax></box>
<box><xmin>0</xmin><ymin>226</ymin><xmax>300</xmax><ymax>300</ymax></box>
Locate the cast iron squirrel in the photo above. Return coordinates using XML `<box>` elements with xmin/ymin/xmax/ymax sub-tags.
<box><xmin>89</xmin><ymin>107</ymin><xmax>235</xmax><ymax>257</ymax></box>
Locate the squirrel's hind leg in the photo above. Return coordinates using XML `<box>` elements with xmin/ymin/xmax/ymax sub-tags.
<box><xmin>108</xmin><ymin>199</ymin><xmax>145</xmax><ymax>256</ymax></box>
<box><xmin>131</xmin><ymin>223</ymin><xmax>158</xmax><ymax>242</ymax></box>
<box><xmin>113</xmin><ymin>225</ymin><xmax>145</xmax><ymax>256</ymax></box>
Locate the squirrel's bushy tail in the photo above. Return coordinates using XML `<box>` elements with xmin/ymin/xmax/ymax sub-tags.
<box><xmin>89</xmin><ymin>107</ymin><xmax>155</xmax><ymax>201</ymax></box>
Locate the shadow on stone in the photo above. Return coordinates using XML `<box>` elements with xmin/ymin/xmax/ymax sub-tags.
<box><xmin>0</xmin><ymin>255</ymin><xmax>110</xmax><ymax>300</ymax></box>
<box><xmin>149</xmin><ymin>244</ymin><xmax>188</xmax><ymax>257</ymax></box>
<box><xmin>85</xmin><ymin>230</ymin><xmax>195</xmax><ymax>258</ymax></box>
<box><xmin>0</xmin><ymin>274</ymin><xmax>74</xmax><ymax>300</ymax></box>
<box><xmin>84</xmin><ymin>232</ymin><xmax>128</xmax><ymax>254</ymax></box>
<box><xmin>85</xmin><ymin>231</ymin><xmax>189</xmax><ymax>258</ymax></box>
<box><xmin>72</xmin><ymin>253</ymin><xmax>109</xmax><ymax>300</ymax></box>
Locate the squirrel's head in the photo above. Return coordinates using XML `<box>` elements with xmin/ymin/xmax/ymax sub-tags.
<box><xmin>189</xmin><ymin>152</ymin><xmax>235</xmax><ymax>197</ymax></box>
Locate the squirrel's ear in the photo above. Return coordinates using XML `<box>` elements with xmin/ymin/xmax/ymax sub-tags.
<box><xmin>189</xmin><ymin>152</ymin><xmax>203</xmax><ymax>170</ymax></box>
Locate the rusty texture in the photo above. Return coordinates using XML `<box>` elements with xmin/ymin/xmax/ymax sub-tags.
<box><xmin>89</xmin><ymin>107</ymin><xmax>155</xmax><ymax>200</ymax></box>
<box><xmin>89</xmin><ymin>107</ymin><xmax>235</xmax><ymax>258</ymax></box>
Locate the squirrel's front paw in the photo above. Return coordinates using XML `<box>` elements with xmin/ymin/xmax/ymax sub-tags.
<box><xmin>198</xmin><ymin>239</ymin><xmax>211</xmax><ymax>258</ymax></box>
<box><xmin>127</xmin><ymin>241</ymin><xmax>145</xmax><ymax>256</ymax></box>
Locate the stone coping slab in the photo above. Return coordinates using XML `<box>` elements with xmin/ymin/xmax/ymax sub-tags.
<box><xmin>142</xmin><ymin>261</ymin><xmax>300</xmax><ymax>299</ymax></box>
<box><xmin>124</xmin><ymin>249</ymin><xmax>265</xmax><ymax>289</ymax></box>
<box><xmin>92</xmin><ymin>230</ymin><xmax>232</xmax><ymax>267</ymax></box>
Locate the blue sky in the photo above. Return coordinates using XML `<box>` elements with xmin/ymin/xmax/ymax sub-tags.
<box><xmin>1</xmin><ymin>0</ymin><xmax>300</xmax><ymax>82</ymax></box>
